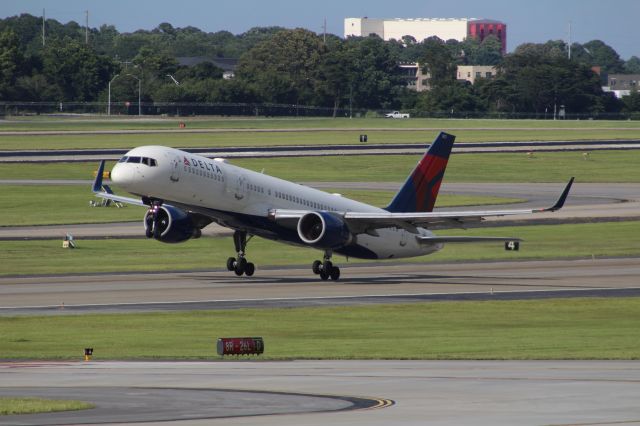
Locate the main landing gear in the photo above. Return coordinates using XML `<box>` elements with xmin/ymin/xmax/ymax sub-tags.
<box><xmin>227</xmin><ymin>230</ymin><xmax>255</xmax><ymax>277</ymax></box>
<box><xmin>312</xmin><ymin>250</ymin><xmax>340</xmax><ymax>281</ymax></box>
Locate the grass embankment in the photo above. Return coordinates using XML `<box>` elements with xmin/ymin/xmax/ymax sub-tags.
<box><xmin>0</xmin><ymin>397</ymin><xmax>94</xmax><ymax>416</ymax></box>
<box><xmin>1</xmin><ymin>298</ymin><xmax>639</xmax><ymax>360</ymax></box>
<box><xmin>1</xmin><ymin>129</ymin><xmax>638</xmax><ymax>151</ymax></box>
<box><xmin>0</xmin><ymin>221</ymin><xmax>638</xmax><ymax>276</ymax></box>
<box><xmin>0</xmin><ymin>184</ymin><xmax>521</xmax><ymax>226</ymax></box>
<box><xmin>0</xmin><ymin>150</ymin><xmax>638</xmax><ymax>183</ymax></box>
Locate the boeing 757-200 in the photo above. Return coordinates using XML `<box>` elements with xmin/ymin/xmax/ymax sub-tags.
<box><xmin>92</xmin><ymin>132</ymin><xmax>573</xmax><ymax>280</ymax></box>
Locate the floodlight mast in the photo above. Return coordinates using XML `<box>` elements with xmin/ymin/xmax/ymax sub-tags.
<box><xmin>107</xmin><ymin>74</ymin><xmax>142</xmax><ymax>116</ymax></box>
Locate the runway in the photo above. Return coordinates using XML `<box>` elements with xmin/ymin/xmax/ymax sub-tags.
<box><xmin>1</xmin><ymin>258</ymin><xmax>639</xmax><ymax>316</ymax></box>
<box><xmin>1</xmin><ymin>360</ymin><xmax>639</xmax><ymax>425</ymax></box>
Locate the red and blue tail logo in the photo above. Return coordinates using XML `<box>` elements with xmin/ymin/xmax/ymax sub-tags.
<box><xmin>385</xmin><ymin>132</ymin><xmax>455</xmax><ymax>213</ymax></box>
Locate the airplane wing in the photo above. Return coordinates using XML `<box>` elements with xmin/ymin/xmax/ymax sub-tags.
<box><xmin>271</xmin><ymin>178</ymin><xmax>574</xmax><ymax>234</ymax></box>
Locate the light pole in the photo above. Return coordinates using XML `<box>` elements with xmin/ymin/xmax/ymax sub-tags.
<box><xmin>107</xmin><ymin>74</ymin><xmax>120</xmax><ymax>116</ymax></box>
<box><xmin>128</xmin><ymin>75</ymin><xmax>141</xmax><ymax>116</ymax></box>
<box><xmin>108</xmin><ymin>73</ymin><xmax>142</xmax><ymax>116</ymax></box>
<box><xmin>166</xmin><ymin>74</ymin><xmax>180</xmax><ymax>86</ymax></box>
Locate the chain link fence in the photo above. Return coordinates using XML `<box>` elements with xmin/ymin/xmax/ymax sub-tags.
<box><xmin>1</xmin><ymin>101</ymin><xmax>639</xmax><ymax>120</ymax></box>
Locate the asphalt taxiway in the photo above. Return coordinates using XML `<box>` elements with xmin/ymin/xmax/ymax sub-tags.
<box><xmin>1</xmin><ymin>258</ymin><xmax>639</xmax><ymax>316</ymax></box>
<box><xmin>1</xmin><ymin>360</ymin><xmax>639</xmax><ymax>425</ymax></box>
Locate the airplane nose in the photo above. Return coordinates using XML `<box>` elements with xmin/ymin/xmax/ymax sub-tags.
<box><xmin>110</xmin><ymin>164</ymin><xmax>132</xmax><ymax>187</ymax></box>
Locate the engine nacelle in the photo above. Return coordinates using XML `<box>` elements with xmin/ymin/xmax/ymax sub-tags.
<box><xmin>297</xmin><ymin>211</ymin><xmax>353</xmax><ymax>249</ymax></box>
<box><xmin>144</xmin><ymin>205</ymin><xmax>201</xmax><ymax>244</ymax></box>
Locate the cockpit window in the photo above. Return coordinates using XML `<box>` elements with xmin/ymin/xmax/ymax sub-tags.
<box><xmin>140</xmin><ymin>157</ymin><xmax>157</xmax><ymax>167</ymax></box>
<box><xmin>118</xmin><ymin>156</ymin><xmax>128</xmax><ymax>163</ymax></box>
<box><xmin>127</xmin><ymin>156</ymin><xmax>141</xmax><ymax>163</ymax></box>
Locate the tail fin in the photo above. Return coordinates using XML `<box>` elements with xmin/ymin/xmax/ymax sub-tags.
<box><xmin>385</xmin><ymin>132</ymin><xmax>455</xmax><ymax>213</ymax></box>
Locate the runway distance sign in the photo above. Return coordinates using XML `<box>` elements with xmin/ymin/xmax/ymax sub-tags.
<box><xmin>217</xmin><ymin>337</ymin><xmax>264</xmax><ymax>356</ymax></box>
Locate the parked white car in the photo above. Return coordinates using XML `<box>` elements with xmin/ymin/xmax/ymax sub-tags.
<box><xmin>385</xmin><ymin>111</ymin><xmax>410</xmax><ymax>118</ymax></box>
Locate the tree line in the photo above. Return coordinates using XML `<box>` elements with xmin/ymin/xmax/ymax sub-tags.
<box><xmin>1</xmin><ymin>13</ymin><xmax>639</xmax><ymax>116</ymax></box>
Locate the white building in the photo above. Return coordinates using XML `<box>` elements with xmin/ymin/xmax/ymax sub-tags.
<box><xmin>345</xmin><ymin>17</ymin><xmax>466</xmax><ymax>42</ymax></box>
<box><xmin>344</xmin><ymin>17</ymin><xmax>507</xmax><ymax>53</ymax></box>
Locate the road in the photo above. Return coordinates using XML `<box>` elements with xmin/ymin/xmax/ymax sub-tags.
<box><xmin>1</xmin><ymin>360</ymin><xmax>639</xmax><ymax>425</ymax></box>
<box><xmin>2</xmin><ymin>140</ymin><xmax>640</xmax><ymax>162</ymax></box>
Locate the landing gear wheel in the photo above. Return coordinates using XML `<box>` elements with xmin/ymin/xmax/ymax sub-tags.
<box><xmin>226</xmin><ymin>257</ymin><xmax>236</xmax><ymax>271</ymax></box>
<box><xmin>245</xmin><ymin>262</ymin><xmax>255</xmax><ymax>277</ymax></box>
<box><xmin>319</xmin><ymin>270</ymin><xmax>329</xmax><ymax>281</ymax></box>
<box><xmin>145</xmin><ymin>228</ymin><xmax>153</xmax><ymax>239</ymax></box>
<box><xmin>323</xmin><ymin>260</ymin><xmax>333</xmax><ymax>271</ymax></box>
<box><xmin>329</xmin><ymin>266</ymin><xmax>340</xmax><ymax>281</ymax></box>
<box><xmin>229</xmin><ymin>230</ymin><xmax>256</xmax><ymax>277</ymax></box>
<box><xmin>312</xmin><ymin>260</ymin><xmax>322</xmax><ymax>275</ymax></box>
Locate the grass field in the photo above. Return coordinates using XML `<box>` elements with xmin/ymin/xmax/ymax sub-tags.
<box><xmin>0</xmin><ymin>149</ymin><xmax>638</xmax><ymax>183</ymax></box>
<box><xmin>1</xmin><ymin>117</ymin><xmax>639</xmax><ymax>150</ymax></box>
<box><xmin>0</xmin><ymin>184</ymin><xmax>522</xmax><ymax>226</ymax></box>
<box><xmin>1</xmin><ymin>298</ymin><xmax>639</xmax><ymax>360</ymax></box>
<box><xmin>3</xmin><ymin>129</ymin><xmax>640</xmax><ymax>151</ymax></box>
<box><xmin>0</xmin><ymin>397</ymin><xmax>94</xmax><ymax>415</ymax></box>
<box><xmin>1</xmin><ymin>221</ymin><xmax>638</xmax><ymax>276</ymax></box>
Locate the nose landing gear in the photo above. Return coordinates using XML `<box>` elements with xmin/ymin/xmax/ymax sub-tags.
<box><xmin>312</xmin><ymin>251</ymin><xmax>340</xmax><ymax>281</ymax></box>
<box><xmin>227</xmin><ymin>230</ymin><xmax>255</xmax><ymax>277</ymax></box>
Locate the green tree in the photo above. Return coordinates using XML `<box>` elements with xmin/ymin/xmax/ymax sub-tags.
<box><xmin>417</xmin><ymin>37</ymin><xmax>456</xmax><ymax>88</ymax></box>
<box><xmin>0</xmin><ymin>29</ymin><xmax>23</xmax><ymax>99</ymax></box>
<box><xmin>236</xmin><ymin>28</ymin><xmax>325</xmax><ymax>104</ymax></box>
<box><xmin>343</xmin><ymin>35</ymin><xmax>404</xmax><ymax>109</ymax></box>
<box><xmin>483</xmin><ymin>44</ymin><xmax>607</xmax><ymax>115</ymax></box>
<box><xmin>42</xmin><ymin>37</ymin><xmax>118</xmax><ymax>101</ymax></box>
<box><xmin>624</xmin><ymin>56</ymin><xmax>640</xmax><ymax>74</ymax></box>
<box><xmin>622</xmin><ymin>89</ymin><xmax>640</xmax><ymax>112</ymax></box>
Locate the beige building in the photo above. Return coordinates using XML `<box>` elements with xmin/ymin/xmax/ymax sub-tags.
<box><xmin>456</xmin><ymin>65</ymin><xmax>497</xmax><ymax>84</ymax></box>
<box><xmin>400</xmin><ymin>64</ymin><xmax>497</xmax><ymax>92</ymax></box>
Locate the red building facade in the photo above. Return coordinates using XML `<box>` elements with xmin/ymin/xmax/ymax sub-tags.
<box><xmin>467</xmin><ymin>20</ymin><xmax>507</xmax><ymax>54</ymax></box>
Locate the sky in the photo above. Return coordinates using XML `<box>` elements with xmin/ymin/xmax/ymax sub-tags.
<box><xmin>2</xmin><ymin>0</ymin><xmax>639</xmax><ymax>59</ymax></box>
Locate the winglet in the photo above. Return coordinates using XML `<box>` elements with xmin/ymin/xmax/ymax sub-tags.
<box><xmin>540</xmin><ymin>177</ymin><xmax>574</xmax><ymax>212</ymax></box>
<box><xmin>92</xmin><ymin>160</ymin><xmax>106</xmax><ymax>193</ymax></box>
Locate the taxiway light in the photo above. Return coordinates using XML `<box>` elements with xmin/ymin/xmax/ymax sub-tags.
<box><xmin>84</xmin><ymin>348</ymin><xmax>93</xmax><ymax>361</ymax></box>
<box><xmin>217</xmin><ymin>337</ymin><xmax>264</xmax><ymax>356</ymax></box>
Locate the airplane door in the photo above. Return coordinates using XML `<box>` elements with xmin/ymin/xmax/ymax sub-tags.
<box><xmin>169</xmin><ymin>155</ymin><xmax>181</xmax><ymax>182</ymax></box>
<box><xmin>226</xmin><ymin>169</ymin><xmax>247</xmax><ymax>201</ymax></box>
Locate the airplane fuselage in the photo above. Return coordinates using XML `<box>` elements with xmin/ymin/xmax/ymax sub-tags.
<box><xmin>110</xmin><ymin>145</ymin><xmax>441</xmax><ymax>260</ymax></box>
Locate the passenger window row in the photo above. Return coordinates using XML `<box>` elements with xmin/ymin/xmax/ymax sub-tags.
<box><xmin>274</xmin><ymin>190</ymin><xmax>330</xmax><ymax>211</ymax></box>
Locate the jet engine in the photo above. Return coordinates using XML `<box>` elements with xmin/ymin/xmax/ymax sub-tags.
<box><xmin>144</xmin><ymin>205</ymin><xmax>201</xmax><ymax>243</ymax></box>
<box><xmin>297</xmin><ymin>211</ymin><xmax>353</xmax><ymax>249</ymax></box>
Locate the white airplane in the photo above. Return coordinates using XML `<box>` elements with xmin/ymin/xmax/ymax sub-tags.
<box><xmin>92</xmin><ymin>132</ymin><xmax>573</xmax><ymax>280</ymax></box>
